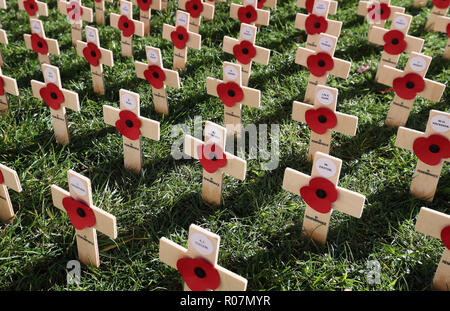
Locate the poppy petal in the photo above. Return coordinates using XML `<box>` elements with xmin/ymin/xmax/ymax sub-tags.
<box><xmin>177</xmin><ymin>257</ymin><xmax>220</xmax><ymax>291</ymax></box>
<box><xmin>383</xmin><ymin>30</ymin><xmax>407</xmax><ymax>55</ymax></box>
<box><xmin>137</xmin><ymin>0</ymin><xmax>152</xmax><ymax>11</ymax></box>
<box><xmin>198</xmin><ymin>144</ymin><xmax>227</xmax><ymax>173</ymax></box>
<box><xmin>432</xmin><ymin>0</ymin><xmax>450</xmax><ymax>9</ymax></box>
<box><xmin>216</xmin><ymin>82</ymin><xmax>244</xmax><ymax>107</ymax></box>
<box><xmin>300</xmin><ymin>177</ymin><xmax>338</xmax><ymax>214</ymax></box>
<box><xmin>115</xmin><ymin>110</ymin><xmax>142</xmax><ymax>140</ymax></box>
<box><xmin>0</xmin><ymin>171</ymin><xmax>4</xmax><ymax>184</ymax></box>
<box><xmin>441</xmin><ymin>226</ymin><xmax>450</xmax><ymax>250</ymax></box>
<box><xmin>143</xmin><ymin>65</ymin><xmax>166</xmax><ymax>89</ymax></box>
<box><xmin>118</xmin><ymin>15</ymin><xmax>135</xmax><ymax>37</ymax></box>
<box><xmin>0</xmin><ymin>77</ymin><xmax>4</xmax><ymax>96</ymax></box>
<box><xmin>185</xmin><ymin>0</ymin><xmax>204</xmax><ymax>18</ymax></box>
<box><xmin>170</xmin><ymin>26</ymin><xmax>189</xmax><ymax>49</ymax></box>
<box><xmin>306</xmin><ymin>52</ymin><xmax>334</xmax><ymax>77</ymax></box>
<box><xmin>237</xmin><ymin>5</ymin><xmax>258</xmax><ymax>24</ymax></box>
<box><xmin>393</xmin><ymin>73</ymin><xmax>425</xmax><ymax>100</ymax></box>
<box><xmin>62</xmin><ymin>197</ymin><xmax>96</xmax><ymax>230</ymax></box>
<box><xmin>83</xmin><ymin>42</ymin><xmax>102</xmax><ymax>67</ymax></box>
<box><xmin>305</xmin><ymin>14</ymin><xmax>328</xmax><ymax>35</ymax></box>
<box><xmin>31</xmin><ymin>33</ymin><xmax>49</xmax><ymax>55</ymax></box>
<box><xmin>24</xmin><ymin>0</ymin><xmax>38</xmax><ymax>17</ymax></box>
<box><xmin>232</xmin><ymin>40</ymin><xmax>256</xmax><ymax>65</ymax></box>
<box><xmin>413</xmin><ymin>134</ymin><xmax>450</xmax><ymax>166</ymax></box>
<box><xmin>305</xmin><ymin>107</ymin><xmax>337</xmax><ymax>134</ymax></box>
<box><xmin>40</xmin><ymin>83</ymin><xmax>65</xmax><ymax>110</ymax></box>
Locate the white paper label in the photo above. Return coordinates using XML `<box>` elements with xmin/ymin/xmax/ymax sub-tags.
<box><xmin>314</xmin><ymin>1</ymin><xmax>327</xmax><ymax>14</ymax></box>
<box><xmin>319</xmin><ymin>37</ymin><xmax>334</xmax><ymax>51</ymax></box>
<box><xmin>69</xmin><ymin>176</ymin><xmax>87</xmax><ymax>197</ymax></box>
<box><xmin>190</xmin><ymin>233</ymin><xmax>214</xmax><ymax>255</ymax></box>
<box><xmin>241</xmin><ymin>26</ymin><xmax>254</xmax><ymax>40</ymax></box>
<box><xmin>147</xmin><ymin>50</ymin><xmax>159</xmax><ymax>63</ymax></box>
<box><xmin>409</xmin><ymin>56</ymin><xmax>427</xmax><ymax>72</ymax></box>
<box><xmin>393</xmin><ymin>16</ymin><xmax>408</xmax><ymax>30</ymax></box>
<box><xmin>316</xmin><ymin>89</ymin><xmax>334</xmax><ymax>105</ymax></box>
<box><xmin>205</xmin><ymin>124</ymin><xmax>223</xmax><ymax>143</ymax></box>
<box><xmin>31</xmin><ymin>21</ymin><xmax>41</xmax><ymax>34</ymax></box>
<box><xmin>430</xmin><ymin>115</ymin><xmax>450</xmax><ymax>133</ymax></box>
<box><xmin>224</xmin><ymin>65</ymin><xmax>239</xmax><ymax>81</ymax></box>
<box><xmin>44</xmin><ymin>68</ymin><xmax>57</xmax><ymax>83</ymax></box>
<box><xmin>86</xmin><ymin>28</ymin><xmax>96</xmax><ymax>42</ymax></box>
<box><xmin>121</xmin><ymin>93</ymin><xmax>137</xmax><ymax>110</ymax></box>
<box><xmin>316</xmin><ymin>158</ymin><xmax>337</xmax><ymax>178</ymax></box>
<box><xmin>121</xmin><ymin>2</ymin><xmax>130</xmax><ymax>15</ymax></box>
<box><xmin>177</xmin><ymin>13</ymin><xmax>187</xmax><ymax>26</ymax></box>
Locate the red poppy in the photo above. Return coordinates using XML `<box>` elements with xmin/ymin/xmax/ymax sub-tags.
<box><xmin>237</xmin><ymin>5</ymin><xmax>258</xmax><ymax>24</ymax></box>
<box><xmin>305</xmin><ymin>107</ymin><xmax>337</xmax><ymax>134</ymax></box>
<box><xmin>216</xmin><ymin>81</ymin><xmax>244</xmax><ymax>107</ymax></box>
<box><xmin>95</xmin><ymin>0</ymin><xmax>102</xmax><ymax>2</ymax></box>
<box><xmin>185</xmin><ymin>0</ymin><xmax>204</xmax><ymax>18</ymax></box>
<box><xmin>118</xmin><ymin>15</ymin><xmax>135</xmax><ymax>38</ymax></box>
<box><xmin>24</xmin><ymin>0</ymin><xmax>38</xmax><ymax>17</ymax></box>
<box><xmin>83</xmin><ymin>42</ymin><xmax>102</xmax><ymax>67</ymax></box>
<box><xmin>0</xmin><ymin>76</ymin><xmax>4</xmax><ymax>96</ymax></box>
<box><xmin>369</xmin><ymin>3</ymin><xmax>391</xmax><ymax>21</ymax></box>
<box><xmin>257</xmin><ymin>0</ymin><xmax>266</xmax><ymax>9</ymax></box>
<box><xmin>305</xmin><ymin>14</ymin><xmax>328</xmax><ymax>35</ymax></box>
<box><xmin>306</xmin><ymin>52</ymin><xmax>334</xmax><ymax>77</ymax></box>
<box><xmin>413</xmin><ymin>134</ymin><xmax>450</xmax><ymax>166</ymax></box>
<box><xmin>115</xmin><ymin>110</ymin><xmax>142</xmax><ymax>140</ymax></box>
<box><xmin>197</xmin><ymin>143</ymin><xmax>227</xmax><ymax>173</ymax></box>
<box><xmin>383</xmin><ymin>30</ymin><xmax>407</xmax><ymax>55</ymax></box>
<box><xmin>393</xmin><ymin>73</ymin><xmax>425</xmax><ymax>100</ymax></box>
<box><xmin>176</xmin><ymin>257</ymin><xmax>220</xmax><ymax>291</ymax></box>
<box><xmin>170</xmin><ymin>26</ymin><xmax>189</xmax><ymax>49</ymax></box>
<box><xmin>31</xmin><ymin>33</ymin><xmax>48</xmax><ymax>55</ymax></box>
<box><xmin>432</xmin><ymin>0</ymin><xmax>450</xmax><ymax>9</ymax></box>
<box><xmin>233</xmin><ymin>40</ymin><xmax>256</xmax><ymax>65</ymax></box>
<box><xmin>300</xmin><ymin>177</ymin><xmax>338</xmax><ymax>214</ymax></box>
<box><xmin>144</xmin><ymin>65</ymin><xmax>166</xmax><ymax>89</ymax></box>
<box><xmin>441</xmin><ymin>226</ymin><xmax>450</xmax><ymax>250</ymax></box>
<box><xmin>446</xmin><ymin>22</ymin><xmax>450</xmax><ymax>38</ymax></box>
<box><xmin>305</xmin><ymin>0</ymin><xmax>315</xmax><ymax>13</ymax></box>
<box><xmin>39</xmin><ymin>83</ymin><xmax>65</xmax><ymax>110</ymax></box>
<box><xmin>0</xmin><ymin>170</ymin><xmax>4</xmax><ymax>184</ymax></box>
<box><xmin>67</xmin><ymin>2</ymin><xmax>83</xmax><ymax>21</ymax></box>
<box><xmin>62</xmin><ymin>197</ymin><xmax>96</xmax><ymax>230</ymax></box>
<box><xmin>137</xmin><ymin>0</ymin><xmax>152</xmax><ymax>11</ymax></box>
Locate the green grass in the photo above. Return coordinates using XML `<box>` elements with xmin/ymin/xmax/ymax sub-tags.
<box><xmin>0</xmin><ymin>0</ymin><xmax>448</xmax><ymax>291</ymax></box>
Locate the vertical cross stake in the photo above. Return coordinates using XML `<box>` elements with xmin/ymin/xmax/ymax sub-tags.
<box><xmin>24</xmin><ymin>18</ymin><xmax>60</xmax><ymax>66</ymax></box>
<box><xmin>131</xmin><ymin>0</ymin><xmax>162</xmax><ymax>35</ymax></box>
<box><xmin>230</xmin><ymin>0</ymin><xmax>270</xmax><ymax>27</ymax></box>
<box><xmin>58</xmin><ymin>0</ymin><xmax>93</xmax><ymax>46</ymax></box>
<box><xmin>0</xmin><ymin>67</ymin><xmax>19</xmax><ymax>113</ymax></box>
<box><xmin>94</xmin><ymin>0</ymin><xmax>113</xmax><ymax>25</ymax></box>
<box><xmin>179</xmin><ymin>0</ymin><xmax>214</xmax><ymax>33</ymax></box>
<box><xmin>0</xmin><ymin>163</ymin><xmax>22</xmax><ymax>224</ymax></box>
<box><xmin>282</xmin><ymin>151</ymin><xmax>365</xmax><ymax>244</ymax></box>
<box><xmin>159</xmin><ymin>224</ymin><xmax>248</xmax><ymax>291</ymax></box>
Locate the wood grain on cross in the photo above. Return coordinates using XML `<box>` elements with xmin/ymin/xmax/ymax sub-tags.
<box><xmin>292</xmin><ymin>84</ymin><xmax>358</xmax><ymax>161</ymax></box>
<box><xmin>283</xmin><ymin>151</ymin><xmax>365</xmax><ymax>244</ymax></box>
<box><xmin>184</xmin><ymin>121</ymin><xmax>247</xmax><ymax>205</ymax></box>
<box><xmin>415</xmin><ymin>207</ymin><xmax>450</xmax><ymax>291</ymax></box>
<box><xmin>395</xmin><ymin>110</ymin><xmax>449</xmax><ymax>202</ymax></box>
<box><xmin>110</xmin><ymin>0</ymin><xmax>145</xmax><ymax>57</ymax></box>
<box><xmin>135</xmin><ymin>46</ymin><xmax>180</xmax><ymax>115</ymax></box>
<box><xmin>24</xmin><ymin>18</ymin><xmax>60</xmax><ymax>66</ymax></box>
<box><xmin>230</xmin><ymin>0</ymin><xmax>270</xmax><ymax>27</ymax></box>
<box><xmin>425</xmin><ymin>0</ymin><xmax>449</xmax><ymax>30</ymax></box>
<box><xmin>162</xmin><ymin>10</ymin><xmax>201</xmax><ymax>70</ymax></box>
<box><xmin>206</xmin><ymin>61</ymin><xmax>260</xmax><ymax>137</ymax></box>
<box><xmin>51</xmin><ymin>170</ymin><xmax>117</xmax><ymax>267</ymax></box>
<box><xmin>357</xmin><ymin>0</ymin><xmax>405</xmax><ymax>28</ymax></box>
<box><xmin>179</xmin><ymin>0</ymin><xmax>214</xmax><ymax>33</ymax></box>
<box><xmin>368</xmin><ymin>13</ymin><xmax>424</xmax><ymax>81</ymax></box>
<box><xmin>434</xmin><ymin>15</ymin><xmax>450</xmax><ymax>59</ymax></box>
<box><xmin>18</xmin><ymin>0</ymin><xmax>48</xmax><ymax>22</ymax></box>
<box><xmin>103</xmin><ymin>89</ymin><xmax>160</xmax><ymax>173</ymax></box>
<box><xmin>297</xmin><ymin>0</ymin><xmax>337</xmax><ymax>15</ymax></box>
<box><xmin>76</xmin><ymin>26</ymin><xmax>114</xmax><ymax>94</ymax></box>
<box><xmin>130</xmin><ymin>0</ymin><xmax>162</xmax><ymax>35</ymax></box>
<box><xmin>159</xmin><ymin>224</ymin><xmax>248</xmax><ymax>291</ymax></box>
<box><xmin>58</xmin><ymin>0</ymin><xmax>93</xmax><ymax>46</ymax></box>
<box><xmin>0</xmin><ymin>28</ymin><xmax>6</xmax><ymax>67</ymax></box>
<box><xmin>295</xmin><ymin>33</ymin><xmax>351</xmax><ymax>104</ymax></box>
<box><xmin>223</xmin><ymin>23</ymin><xmax>270</xmax><ymax>86</ymax></box>
<box><xmin>31</xmin><ymin>64</ymin><xmax>80</xmax><ymax>145</ymax></box>
<box><xmin>0</xmin><ymin>67</ymin><xmax>19</xmax><ymax>113</ymax></box>
<box><xmin>377</xmin><ymin>52</ymin><xmax>446</xmax><ymax>127</ymax></box>
<box><xmin>295</xmin><ymin>0</ymin><xmax>342</xmax><ymax>49</ymax></box>
<box><xmin>0</xmin><ymin>163</ymin><xmax>22</xmax><ymax>224</ymax></box>
<box><xmin>94</xmin><ymin>0</ymin><xmax>113</xmax><ymax>25</ymax></box>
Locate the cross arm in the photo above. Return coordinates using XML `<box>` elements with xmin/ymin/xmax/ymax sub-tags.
<box><xmin>0</xmin><ymin>164</ymin><xmax>22</xmax><ymax>193</ymax></box>
<box><xmin>184</xmin><ymin>134</ymin><xmax>203</xmax><ymax>159</ymax></box>
<box><xmin>103</xmin><ymin>104</ymin><xmax>119</xmax><ymax>127</ymax></box>
<box><xmin>76</xmin><ymin>41</ymin><xmax>113</xmax><ymax>67</ymax></box>
<box><xmin>31</xmin><ymin>80</ymin><xmax>80</xmax><ymax>112</ymax></box>
<box><xmin>418</xmin><ymin>78</ymin><xmax>446</xmax><ymax>102</ymax></box>
<box><xmin>24</xmin><ymin>34</ymin><xmax>60</xmax><ymax>55</ymax></box>
<box><xmin>215</xmin><ymin>265</ymin><xmax>248</xmax><ymax>291</ymax></box>
<box><xmin>282</xmin><ymin>167</ymin><xmax>310</xmax><ymax>195</ymax></box>
<box><xmin>376</xmin><ymin>65</ymin><xmax>403</xmax><ymax>87</ymax></box>
<box><xmin>223</xmin><ymin>37</ymin><xmax>270</xmax><ymax>65</ymax></box>
<box><xmin>367</xmin><ymin>26</ymin><xmax>389</xmax><ymax>46</ymax></box>
<box><xmin>295</xmin><ymin>46</ymin><xmax>314</xmax><ymax>66</ymax></box>
<box><xmin>297</xmin><ymin>0</ymin><xmax>338</xmax><ymax>15</ymax></box>
<box><xmin>19</xmin><ymin>0</ymin><xmax>48</xmax><ymax>16</ymax></box>
<box><xmin>434</xmin><ymin>15</ymin><xmax>450</xmax><ymax>33</ymax></box>
<box><xmin>162</xmin><ymin>24</ymin><xmax>201</xmax><ymax>50</ymax></box>
<box><xmin>415</xmin><ymin>207</ymin><xmax>450</xmax><ymax>239</ymax></box>
<box><xmin>0</xmin><ymin>29</ymin><xmax>7</xmax><ymax>45</ymax></box>
<box><xmin>0</xmin><ymin>74</ymin><xmax>19</xmax><ymax>96</ymax></box>
<box><xmin>135</xmin><ymin>61</ymin><xmax>180</xmax><ymax>88</ymax></box>
<box><xmin>230</xmin><ymin>4</ymin><xmax>270</xmax><ymax>26</ymax></box>
<box><xmin>140</xmin><ymin>116</ymin><xmax>160</xmax><ymax>141</ymax></box>
<box><xmin>51</xmin><ymin>185</ymin><xmax>117</xmax><ymax>239</ymax></box>
<box><xmin>395</xmin><ymin>126</ymin><xmax>424</xmax><ymax>151</ymax></box>
<box><xmin>206</xmin><ymin>77</ymin><xmax>260</xmax><ymax>108</ymax></box>
<box><xmin>333</xmin><ymin>187</ymin><xmax>365</xmax><ymax>218</ymax></box>
<box><xmin>159</xmin><ymin>237</ymin><xmax>187</xmax><ymax>269</ymax></box>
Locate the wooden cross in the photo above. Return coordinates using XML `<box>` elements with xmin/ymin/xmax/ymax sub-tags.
<box><xmin>24</xmin><ymin>18</ymin><xmax>60</xmax><ymax>66</ymax></box>
<box><xmin>295</xmin><ymin>33</ymin><xmax>351</xmax><ymax>104</ymax></box>
<box><xmin>415</xmin><ymin>207</ymin><xmax>450</xmax><ymax>291</ymax></box>
<box><xmin>159</xmin><ymin>224</ymin><xmax>248</xmax><ymax>291</ymax></box>
<box><xmin>110</xmin><ymin>0</ymin><xmax>145</xmax><ymax>57</ymax></box>
<box><xmin>368</xmin><ymin>13</ymin><xmax>424</xmax><ymax>82</ymax></box>
<box><xmin>130</xmin><ymin>0</ymin><xmax>162</xmax><ymax>35</ymax></box>
<box><xmin>294</xmin><ymin>0</ymin><xmax>342</xmax><ymax>49</ymax></box>
<box><xmin>103</xmin><ymin>89</ymin><xmax>160</xmax><ymax>173</ymax></box>
<box><xmin>178</xmin><ymin>0</ymin><xmax>214</xmax><ymax>33</ymax></box>
<box><xmin>395</xmin><ymin>109</ymin><xmax>449</xmax><ymax>202</ymax></box>
<box><xmin>30</xmin><ymin>64</ymin><xmax>80</xmax><ymax>145</ymax></box>
<box><xmin>51</xmin><ymin>170</ymin><xmax>117</xmax><ymax>267</ymax></box>
<box><xmin>134</xmin><ymin>46</ymin><xmax>180</xmax><ymax>115</ymax></box>
<box><xmin>424</xmin><ymin>0</ymin><xmax>449</xmax><ymax>30</ymax></box>
<box><xmin>377</xmin><ymin>51</ymin><xmax>446</xmax><ymax>127</ymax></box>
<box><xmin>58</xmin><ymin>0</ymin><xmax>93</xmax><ymax>46</ymax></box>
<box><xmin>257</xmin><ymin>0</ymin><xmax>276</xmax><ymax>9</ymax></box>
<box><xmin>357</xmin><ymin>0</ymin><xmax>405</xmax><ymax>28</ymax></box>
<box><xmin>0</xmin><ymin>163</ymin><xmax>22</xmax><ymax>224</ymax></box>
<box><xmin>18</xmin><ymin>0</ymin><xmax>48</xmax><ymax>22</ymax></box>
<box><xmin>206</xmin><ymin>61</ymin><xmax>260</xmax><ymax>137</ymax></box>
<box><xmin>434</xmin><ymin>15</ymin><xmax>450</xmax><ymax>59</ymax></box>
<box><xmin>0</xmin><ymin>27</ymin><xmax>7</xmax><ymax>68</ymax></box>
<box><xmin>184</xmin><ymin>121</ymin><xmax>247</xmax><ymax>205</ymax></box>
<box><xmin>297</xmin><ymin>0</ymin><xmax>337</xmax><ymax>15</ymax></box>
<box><xmin>230</xmin><ymin>0</ymin><xmax>270</xmax><ymax>28</ymax></box>
<box><xmin>292</xmin><ymin>84</ymin><xmax>358</xmax><ymax>161</ymax></box>
<box><xmin>0</xmin><ymin>67</ymin><xmax>19</xmax><ymax>113</ymax></box>
<box><xmin>282</xmin><ymin>151</ymin><xmax>365</xmax><ymax>244</ymax></box>
<box><xmin>94</xmin><ymin>0</ymin><xmax>113</xmax><ymax>25</ymax></box>
<box><xmin>162</xmin><ymin>10</ymin><xmax>201</xmax><ymax>70</ymax></box>
<box><xmin>75</xmin><ymin>26</ymin><xmax>114</xmax><ymax>95</ymax></box>
<box><xmin>223</xmin><ymin>23</ymin><xmax>270</xmax><ymax>86</ymax></box>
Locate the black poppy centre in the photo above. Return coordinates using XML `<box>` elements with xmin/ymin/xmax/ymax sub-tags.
<box><xmin>123</xmin><ymin>22</ymin><xmax>129</xmax><ymax>29</ymax></box>
<box><xmin>76</xmin><ymin>207</ymin><xmax>86</xmax><ymax>218</ymax></box>
<box><xmin>242</xmin><ymin>48</ymin><xmax>249</xmax><ymax>55</ymax></box>
<box><xmin>318</xmin><ymin>115</ymin><xmax>327</xmax><ymax>123</ymax></box>
<box><xmin>391</xmin><ymin>38</ymin><xmax>399</xmax><ymax>45</ymax></box>
<box><xmin>178</xmin><ymin>33</ymin><xmax>184</xmax><ymax>40</ymax></box>
<box><xmin>30</xmin><ymin>4</ymin><xmax>35</xmax><ymax>9</ymax></box>
<box><xmin>406</xmin><ymin>81</ymin><xmax>415</xmax><ymax>89</ymax></box>
<box><xmin>193</xmin><ymin>4</ymin><xmax>198</xmax><ymax>10</ymax></box>
<box><xmin>91</xmin><ymin>50</ymin><xmax>97</xmax><ymax>57</ymax></box>
<box><xmin>209</xmin><ymin>153</ymin><xmax>217</xmax><ymax>161</ymax></box>
<box><xmin>126</xmin><ymin>120</ymin><xmax>134</xmax><ymax>128</ymax></box>
<box><xmin>194</xmin><ymin>267</ymin><xmax>206</xmax><ymax>278</ymax></box>
<box><xmin>38</xmin><ymin>41</ymin><xmax>43</xmax><ymax>48</ymax></box>
<box><xmin>318</xmin><ymin>60</ymin><xmax>326</xmax><ymax>67</ymax></box>
<box><xmin>50</xmin><ymin>92</ymin><xmax>58</xmax><ymax>100</ymax></box>
<box><xmin>429</xmin><ymin>144</ymin><xmax>440</xmax><ymax>154</ymax></box>
<box><xmin>246</xmin><ymin>12</ymin><xmax>252</xmax><ymax>19</ymax></box>
<box><xmin>314</xmin><ymin>22</ymin><xmax>321</xmax><ymax>29</ymax></box>
<box><xmin>153</xmin><ymin>72</ymin><xmax>159</xmax><ymax>79</ymax></box>
<box><xmin>316</xmin><ymin>189</ymin><xmax>327</xmax><ymax>199</ymax></box>
<box><xmin>227</xmin><ymin>89</ymin><xmax>235</xmax><ymax>97</ymax></box>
